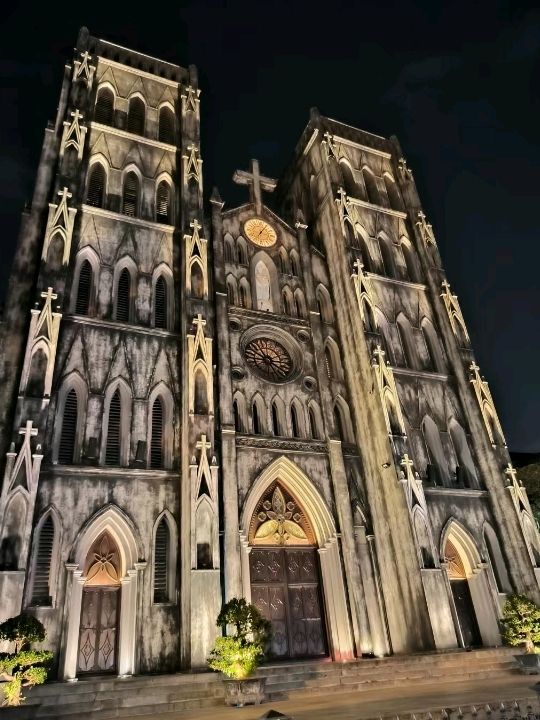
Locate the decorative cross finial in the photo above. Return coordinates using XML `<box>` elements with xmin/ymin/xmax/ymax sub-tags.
<box><xmin>196</xmin><ymin>434</ymin><xmax>211</xmax><ymax>453</ymax></box>
<box><xmin>373</xmin><ymin>344</ymin><xmax>387</xmax><ymax>363</ymax></box>
<box><xmin>41</xmin><ymin>287</ymin><xmax>58</xmax><ymax>304</ymax></box>
<box><xmin>19</xmin><ymin>420</ymin><xmax>38</xmax><ymax>439</ymax></box>
<box><xmin>401</xmin><ymin>454</ymin><xmax>414</xmax><ymax>475</ymax></box>
<box><xmin>505</xmin><ymin>463</ymin><xmax>519</xmax><ymax>486</ymax></box>
<box><xmin>193</xmin><ymin>313</ymin><xmax>206</xmax><ymax>329</ymax></box>
<box><xmin>441</xmin><ymin>279</ymin><xmax>452</xmax><ymax>293</ymax></box>
<box><xmin>57</xmin><ymin>186</ymin><xmax>72</xmax><ymax>203</ymax></box>
<box><xmin>190</xmin><ymin>219</ymin><xmax>202</xmax><ymax>233</ymax></box>
<box><xmin>232</xmin><ymin>159</ymin><xmax>277</xmax><ymax>214</ymax></box>
<box><xmin>70</xmin><ymin>109</ymin><xmax>84</xmax><ymax>123</ymax></box>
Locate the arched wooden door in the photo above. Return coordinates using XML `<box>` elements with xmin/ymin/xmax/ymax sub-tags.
<box><xmin>444</xmin><ymin>538</ymin><xmax>482</xmax><ymax>647</ymax></box>
<box><xmin>77</xmin><ymin>532</ymin><xmax>121</xmax><ymax>674</ymax></box>
<box><xmin>249</xmin><ymin>482</ymin><xmax>327</xmax><ymax>659</ymax></box>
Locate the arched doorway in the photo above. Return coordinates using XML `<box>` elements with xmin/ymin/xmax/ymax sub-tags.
<box><xmin>444</xmin><ymin>536</ymin><xmax>482</xmax><ymax>647</ymax></box>
<box><xmin>249</xmin><ymin>481</ymin><xmax>327</xmax><ymax>659</ymax></box>
<box><xmin>77</xmin><ymin>532</ymin><xmax>121</xmax><ymax>674</ymax></box>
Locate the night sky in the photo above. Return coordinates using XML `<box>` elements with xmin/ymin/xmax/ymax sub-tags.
<box><xmin>0</xmin><ymin>1</ymin><xmax>539</xmax><ymax>451</ymax></box>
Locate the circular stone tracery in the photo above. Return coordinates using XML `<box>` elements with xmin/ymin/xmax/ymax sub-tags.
<box><xmin>244</xmin><ymin>338</ymin><xmax>293</xmax><ymax>382</ymax></box>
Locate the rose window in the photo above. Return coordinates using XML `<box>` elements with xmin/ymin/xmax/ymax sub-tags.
<box><xmin>244</xmin><ymin>338</ymin><xmax>293</xmax><ymax>382</ymax></box>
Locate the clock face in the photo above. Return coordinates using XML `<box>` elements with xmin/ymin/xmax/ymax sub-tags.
<box><xmin>244</xmin><ymin>218</ymin><xmax>277</xmax><ymax>248</ymax></box>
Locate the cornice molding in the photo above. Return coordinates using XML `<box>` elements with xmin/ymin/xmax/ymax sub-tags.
<box><xmin>89</xmin><ymin>121</ymin><xmax>177</xmax><ymax>152</ymax></box>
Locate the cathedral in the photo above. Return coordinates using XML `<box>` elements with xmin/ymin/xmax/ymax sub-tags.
<box><xmin>0</xmin><ymin>27</ymin><xmax>539</xmax><ymax>681</ymax></box>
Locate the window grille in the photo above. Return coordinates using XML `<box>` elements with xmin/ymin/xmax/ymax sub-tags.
<box><xmin>86</xmin><ymin>164</ymin><xmax>105</xmax><ymax>208</ymax></box>
<box><xmin>127</xmin><ymin>97</ymin><xmax>145</xmax><ymax>135</ymax></box>
<box><xmin>95</xmin><ymin>88</ymin><xmax>114</xmax><ymax>125</ymax></box>
<box><xmin>59</xmin><ymin>389</ymin><xmax>78</xmax><ymax>464</ymax></box>
<box><xmin>153</xmin><ymin>519</ymin><xmax>169</xmax><ymax>602</ymax></box>
<box><xmin>75</xmin><ymin>260</ymin><xmax>92</xmax><ymax>315</ymax></box>
<box><xmin>31</xmin><ymin>517</ymin><xmax>54</xmax><ymax>606</ymax></box>
<box><xmin>105</xmin><ymin>389</ymin><xmax>121</xmax><ymax>465</ymax></box>
<box><xmin>116</xmin><ymin>268</ymin><xmax>131</xmax><ymax>322</ymax></box>
<box><xmin>158</xmin><ymin>107</ymin><xmax>175</xmax><ymax>144</ymax></box>
<box><xmin>150</xmin><ymin>397</ymin><xmax>164</xmax><ymax>469</ymax></box>
<box><xmin>156</xmin><ymin>181</ymin><xmax>171</xmax><ymax>223</ymax></box>
<box><xmin>154</xmin><ymin>276</ymin><xmax>167</xmax><ymax>329</ymax></box>
<box><xmin>122</xmin><ymin>172</ymin><xmax>139</xmax><ymax>217</ymax></box>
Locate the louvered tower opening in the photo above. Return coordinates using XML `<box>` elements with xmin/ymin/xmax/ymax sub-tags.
<box><xmin>153</xmin><ymin>519</ymin><xmax>169</xmax><ymax>602</ymax></box>
<box><xmin>86</xmin><ymin>164</ymin><xmax>105</xmax><ymax>208</ymax></box>
<box><xmin>105</xmin><ymin>389</ymin><xmax>121</xmax><ymax>466</ymax></box>
<box><xmin>95</xmin><ymin>88</ymin><xmax>114</xmax><ymax>125</ymax></box>
<box><xmin>31</xmin><ymin>516</ymin><xmax>54</xmax><ymax>606</ymax></box>
<box><xmin>58</xmin><ymin>389</ymin><xmax>78</xmax><ymax>464</ymax></box>
<box><xmin>154</xmin><ymin>276</ymin><xmax>167</xmax><ymax>329</ymax></box>
<box><xmin>156</xmin><ymin>181</ymin><xmax>171</xmax><ymax>223</ymax></box>
<box><xmin>127</xmin><ymin>97</ymin><xmax>145</xmax><ymax>135</ymax></box>
<box><xmin>150</xmin><ymin>396</ymin><xmax>164</xmax><ymax>469</ymax></box>
<box><xmin>122</xmin><ymin>172</ymin><xmax>139</xmax><ymax>217</ymax></box>
<box><xmin>116</xmin><ymin>268</ymin><xmax>131</xmax><ymax>322</ymax></box>
<box><xmin>158</xmin><ymin>107</ymin><xmax>175</xmax><ymax>144</ymax></box>
<box><xmin>75</xmin><ymin>260</ymin><xmax>92</xmax><ymax>315</ymax></box>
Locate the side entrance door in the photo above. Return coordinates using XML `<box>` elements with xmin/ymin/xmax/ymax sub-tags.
<box><xmin>77</xmin><ymin>586</ymin><xmax>119</xmax><ymax>673</ymax></box>
<box><xmin>250</xmin><ymin>547</ymin><xmax>327</xmax><ymax>659</ymax></box>
<box><xmin>451</xmin><ymin>579</ymin><xmax>482</xmax><ymax>647</ymax></box>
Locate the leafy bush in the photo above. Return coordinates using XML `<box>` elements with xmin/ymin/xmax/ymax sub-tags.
<box><xmin>501</xmin><ymin>594</ymin><xmax>540</xmax><ymax>654</ymax></box>
<box><xmin>208</xmin><ymin>598</ymin><xmax>271</xmax><ymax>680</ymax></box>
<box><xmin>0</xmin><ymin>615</ymin><xmax>52</xmax><ymax>706</ymax></box>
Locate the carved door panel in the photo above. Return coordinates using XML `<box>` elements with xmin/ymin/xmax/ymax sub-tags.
<box><xmin>77</xmin><ymin>587</ymin><xmax>119</xmax><ymax>673</ymax></box>
<box><xmin>250</xmin><ymin>547</ymin><xmax>326</xmax><ymax>659</ymax></box>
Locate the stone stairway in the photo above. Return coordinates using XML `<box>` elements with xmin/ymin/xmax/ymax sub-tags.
<box><xmin>0</xmin><ymin>647</ymin><xmax>520</xmax><ymax>720</ymax></box>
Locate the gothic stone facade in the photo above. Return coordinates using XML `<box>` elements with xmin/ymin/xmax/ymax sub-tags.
<box><xmin>0</xmin><ymin>28</ymin><xmax>539</xmax><ymax>678</ymax></box>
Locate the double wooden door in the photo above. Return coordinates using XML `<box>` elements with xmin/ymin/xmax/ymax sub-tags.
<box><xmin>250</xmin><ymin>547</ymin><xmax>327</xmax><ymax>659</ymax></box>
<box><xmin>451</xmin><ymin>579</ymin><xmax>482</xmax><ymax>647</ymax></box>
<box><xmin>77</xmin><ymin>586</ymin><xmax>119</xmax><ymax>674</ymax></box>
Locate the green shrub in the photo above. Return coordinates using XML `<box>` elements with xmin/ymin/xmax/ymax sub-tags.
<box><xmin>208</xmin><ymin>598</ymin><xmax>271</xmax><ymax>680</ymax></box>
<box><xmin>501</xmin><ymin>594</ymin><xmax>540</xmax><ymax>654</ymax></box>
<box><xmin>0</xmin><ymin>615</ymin><xmax>52</xmax><ymax>707</ymax></box>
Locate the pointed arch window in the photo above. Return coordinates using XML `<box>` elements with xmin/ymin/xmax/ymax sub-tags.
<box><xmin>340</xmin><ymin>160</ymin><xmax>357</xmax><ymax>198</ymax></box>
<box><xmin>30</xmin><ymin>516</ymin><xmax>55</xmax><ymax>606</ymax></box>
<box><xmin>105</xmin><ymin>389</ymin><xmax>122</xmax><ymax>466</ymax></box>
<box><xmin>27</xmin><ymin>349</ymin><xmax>47</xmax><ymax>398</ymax></box>
<box><xmin>154</xmin><ymin>275</ymin><xmax>168</xmax><ymax>329</ymax></box>
<box><xmin>94</xmin><ymin>87</ymin><xmax>114</xmax><ymax>125</ymax></box>
<box><xmin>233</xmin><ymin>400</ymin><xmax>241</xmax><ymax>432</ymax></box>
<box><xmin>194</xmin><ymin>371</ymin><xmax>208</xmax><ymax>415</ymax></box>
<box><xmin>156</xmin><ymin>181</ymin><xmax>171</xmax><ymax>224</ymax></box>
<box><xmin>294</xmin><ymin>290</ymin><xmax>307</xmax><ymax>319</ymax></box>
<box><xmin>308</xmin><ymin>403</ymin><xmax>322</xmax><ymax>440</ymax></box>
<box><xmin>150</xmin><ymin>396</ymin><xmax>164</xmax><ymax>469</ymax></box>
<box><xmin>191</xmin><ymin>262</ymin><xmax>204</xmax><ymax>299</ymax></box>
<box><xmin>334</xmin><ymin>401</ymin><xmax>353</xmax><ymax>443</ymax></box>
<box><xmin>75</xmin><ymin>259</ymin><xmax>93</xmax><ymax>316</ymax></box>
<box><xmin>153</xmin><ymin>517</ymin><xmax>170</xmax><ymax>602</ymax></box>
<box><xmin>224</xmin><ymin>238</ymin><xmax>234</xmax><ymax>263</ymax></box>
<box><xmin>122</xmin><ymin>172</ymin><xmax>139</xmax><ymax>217</ymax></box>
<box><xmin>86</xmin><ymin>164</ymin><xmax>106</xmax><ymax>208</ymax></box>
<box><xmin>252</xmin><ymin>401</ymin><xmax>262</xmax><ymax>435</ymax></box>
<box><xmin>378</xmin><ymin>235</ymin><xmax>396</xmax><ymax>278</ymax></box>
<box><xmin>237</xmin><ymin>242</ymin><xmax>248</xmax><ymax>266</ymax></box>
<box><xmin>115</xmin><ymin>268</ymin><xmax>132</xmax><ymax>323</ymax></box>
<box><xmin>58</xmin><ymin>389</ymin><xmax>78</xmax><ymax>464</ymax></box>
<box><xmin>422</xmin><ymin>416</ymin><xmax>448</xmax><ymax>486</ymax></box>
<box><xmin>127</xmin><ymin>96</ymin><xmax>145</xmax><ymax>135</ymax></box>
<box><xmin>291</xmin><ymin>403</ymin><xmax>301</xmax><ymax>438</ymax></box>
<box><xmin>271</xmin><ymin>402</ymin><xmax>281</xmax><ymax>436</ymax></box>
<box><xmin>158</xmin><ymin>106</ymin><xmax>175</xmax><ymax>144</ymax></box>
<box><xmin>290</xmin><ymin>253</ymin><xmax>300</xmax><ymax>277</ymax></box>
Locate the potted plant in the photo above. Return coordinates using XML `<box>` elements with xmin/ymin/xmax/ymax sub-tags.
<box><xmin>208</xmin><ymin>597</ymin><xmax>271</xmax><ymax>707</ymax></box>
<box><xmin>501</xmin><ymin>594</ymin><xmax>540</xmax><ymax>673</ymax></box>
<box><xmin>0</xmin><ymin>614</ymin><xmax>53</xmax><ymax>706</ymax></box>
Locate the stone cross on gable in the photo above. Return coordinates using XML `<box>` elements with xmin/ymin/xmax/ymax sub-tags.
<box><xmin>70</xmin><ymin>109</ymin><xmax>84</xmax><ymax>123</ymax></box>
<box><xmin>41</xmin><ymin>287</ymin><xmax>58</xmax><ymax>304</ymax></box>
<box><xmin>441</xmin><ymin>279</ymin><xmax>452</xmax><ymax>294</ymax></box>
<box><xmin>196</xmin><ymin>434</ymin><xmax>211</xmax><ymax>454</ymax></box>
<box><xmin>232</xmin><ymin>159</ymin><xmax>277</xmax><ymax>214</ymax></box>
<box><xmin>19</xmin><ymin>420</ymin><xmax>38</xmax><ymax>440</ymax></box>
<box><xmin>58</xmin><ymin>186</ymin><xmax>73</xmax><ymax>203</ymax></box>
<box><xmin>505</xmin><ymin>463</ymin><xmax>519</xmax><ymax>486</ymax></box>
<box><xmin>400</xmin><ymin>454</ymin><xmax>415</xmax><ymax>476</ymax></box>
<box><xmin>193</xmin><ymin>313</ymin><xmax>206</xmax><ymax>329</ymax></box>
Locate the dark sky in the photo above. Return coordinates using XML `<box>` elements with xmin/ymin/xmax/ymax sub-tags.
<box><xmin>1</xmin><ymin>1</ymin><xmax>539</xmax><ymax>451</ymax></box>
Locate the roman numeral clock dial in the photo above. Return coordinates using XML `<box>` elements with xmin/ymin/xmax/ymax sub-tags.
<box><xmin>244</xmin><ymin>218</ymin><xmax>277</xmax><ymax>248</ymax></box>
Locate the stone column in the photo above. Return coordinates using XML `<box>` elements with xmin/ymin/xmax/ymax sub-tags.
<box><xmin>354</xmin><ymin>525</ymin><xmax>389</xmax><ymax>656</ymax></box>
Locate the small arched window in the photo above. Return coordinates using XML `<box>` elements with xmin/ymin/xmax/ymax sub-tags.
<box><xmin>397</xmin><ymin>315</ymin><xmax>419</xmax><ymax>369</ymax></box>
<box><xmin>194</xmin><ymin>371</ymin><xmax>208</xmax><ymax>415</ymax></box>
<box><xmin>224</xmin><ymin>237</ymin><xmax>234</xmax><ymax>263</ymax></box>
<box><xmin>325</xmin><ymin>340</ymin><xmax>342</xmax><ymax>381</ymax></box>
<box><xmin>402</xmin><ymin>242</ymin><xmax>420</xmax><ymax>283</ymax></box>
<box><xmin>156</xmin><ymin>181</ymin><xmax>171</xmax><ymax>224</ymax></box>
<box><xmin>158</xmin><ymin>106</ymin><xmax>175</xmax><ymax>144</ymax></box>
<box><xmin>291</xmin><ymin>403</ymin><xmax>302</xmax><ymax>438</ymax></box>
<box><xmin>378</xmin><ymin>235</ymin><xmax>396</xmax><ymax>278</ymax></box>
<box><xmin>340</xmin><ymin>160</ymin><xmax>357</xmax><ymax>198</ymax></box>
<box><xmin>383</xmin><ymin>174</ymin><xmax>404</xmax><ymax>210</ymax></box>
<box><xmin>363</xmin><ymin>167</ymin><xmax>380</xmax><ymax>206</ymax></box>
<box><xmin>75</xmin><ymin>260</ymin><xmax>93</xmax><ymax>316</ymax></box>
<box><xmin>308</xmin><ymin>403</ymin><xmax>322</xmax><ymax>440</ymax></box>
<box><xmin>237</xmin><ymin>242</ymin><xmax>248</xmax><ymax>265</ymax></box>
<box><xmin>422</xmin><ymin>319</ymin><xmax>444</xmax><ymax>373</ymax></box>
<box><xmin>94</xmin><ymin>88</ymin><xmax>114</xmax><ymax>125</ymax></box>
<box><xmin>153</xmin><ymin>518</ymin><xmax>170</xmax><ymax>602</ymax></box>
<box><xmin>422</xmin><ymin>415</ymin><xmax>448</xmax><ymax>486</ymax></box>
<box><xmin>226</xmin><ymin>277</ymin><xmax>237</xmax><ymax>306</ymax></box>
<box><xmin>294</xmin><ymin>290</ymin><xmax>307</xmax><ymax>319</ymax></box>
<box><xmin>127</xmin><ymin>96</ymin><xmax>145</xmax><ymax>135</ymax></box>
<box><xmin>27</xmin><ymin>349</ymin><xmax>47</xmax><ymax>398</ymax></box>
<box><xmin>290</xmin><ymin>252</ymin><xmax>300</xmax><ymax>277</ymax></box>
<box><xmin>30</xmin><ymin>516</ymin><xmax>55</xmax><ymax>606</ymax></box>
<box><xmin>271</xmin><ymin>402</ymin><xmax>281</xmax><ymax>436</ymax></box>
<box><xmin>122</xmin><ymin>172</ymin><xmax>139</xmax><ymax>217</ymax></box>
<box><xmin>239</xmin><ymin>281</ymin><xmax>250</xmax><ymax>309</ymax></box>
<box><xmin>150</xmin><ymin>396</ymin><xmax>164</xmax><ymax>469</ymax></box>
<box><xmin>86</xmin><ymin>164</ymin><xmax>106</xmax><ymax>208</ymax></box>
<box><xmin>252</xmin><ymin>401</ymin><xmax>261</xmax><ymax>435</ymax></box>
<box><xmin>316</xmin><ymin>286</ymin><xmax>333</xmax><ymax>323</ymax></box>
<box><xmin>105</xmin><ymin>389</ymin><xmax>122</xmax><ymax>466</ymax></box>
<box><xmin>334</xmin><ymin>400</ymin><xmax>353</xmax><ymax>443</ymax></box>
<box><xmin>233</xmin><ymin>400</ymin><xmax>241</xmax><ymax>432</ymax></box>
<box><xmin>279</xmin><ymin>249</ymin><xmax>289</xmax><ymax>274</ymax></box>
<box><xmin>154</xmin><ymin>275</ymin><xmax>168</xmax><ymax>329</ymax></box>
<box><xmin>58</xmin><ymin>389</ymin><xmax>78</xmax><ymax>464</ymax></box>
<box><xmin>115</xmin><ymin>268</ymin><xmax>132</xmax><ymax>323</ymax></box>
